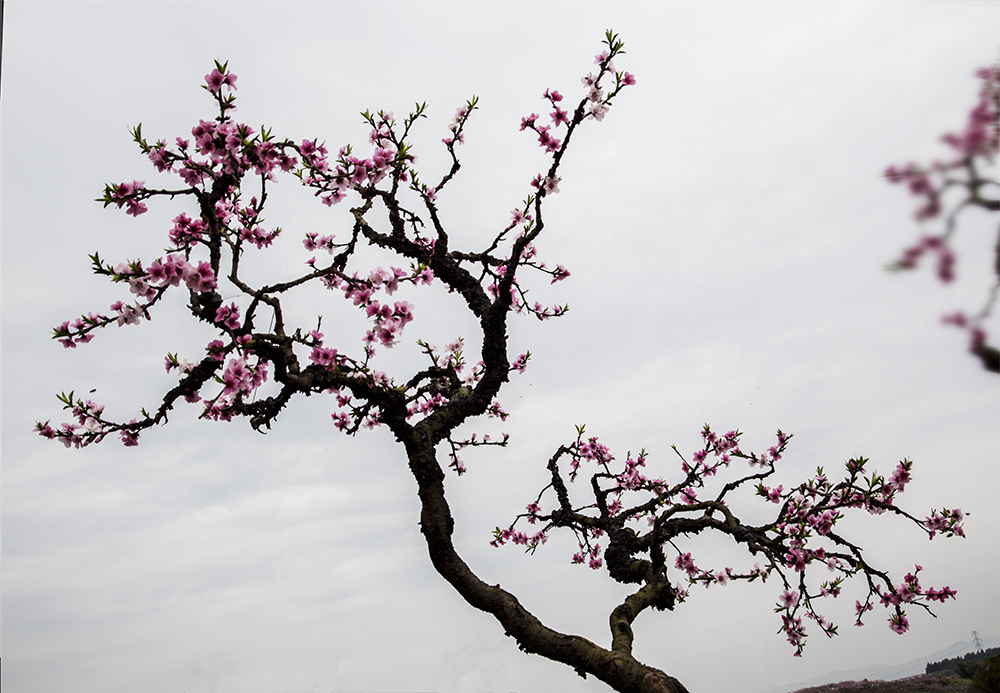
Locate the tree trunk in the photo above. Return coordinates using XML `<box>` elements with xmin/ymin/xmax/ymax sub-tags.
<box><xmin>403</xmin><ymin>437</ymin><xmax>691</xmax><ymax>693</ymax></box>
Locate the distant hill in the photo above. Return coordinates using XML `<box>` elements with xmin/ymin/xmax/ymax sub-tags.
<box><xmin>927</xmin><ymin>646</ymin><xmax>1000</xmax><ymax>676</ymax></box>
<box><xmin>768</xmin><ymin>636</ymin><xmax>1000</xmax><ymax>693</ymax></box>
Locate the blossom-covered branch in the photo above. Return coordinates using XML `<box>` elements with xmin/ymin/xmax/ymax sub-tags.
<box><xmin>493</xmin><ymin>424</ymin><xmax>962</xmax><ymax>657</ymax></box>
<box><xmin>885</xmin><ymin>63</ymin><xmax>999</xmax><ymax>373</ymax></box>
<box><xmin>37</xmin><ymin>45</ymin><xmax>628</xmax><ymax>448</ymax></box>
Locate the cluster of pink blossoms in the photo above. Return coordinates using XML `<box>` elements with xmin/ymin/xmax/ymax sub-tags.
<box><xmin>220</xmin><ymin>356</ymin><xmax>267</xmax><ymax>398</ymax></box>
<box><xmin>442</xmin><ymin>103</ymin><xmax>473</xmax><ymax>147</ymax></box>
<box><xmin>53</xmin><ymin>254</ymin><xmax>218</xmax><ymax>349</ymax></box>
<box><xmin>923</xmin><ymin>507</ymin><xmax>965</xmax><ymax>538</ymax></box>
<box><xmin>326</xmin><ymin>267</ymin><xmax>419</xmax><ymax>351</ymax></box>
<box><xmin>944</xmin><ymin>66</ymin><xmax>999</xmax><ymax>158</ymax></box>
<box><xmin>196</xmin><ymin>334</ymin><xmax>269</xmax><ymax>422</ymax></box>
<box><xmin>520</xmin><ymin>88</ymin><xmax>567</xmax><ymax>154</ymax></box>
<box><xmin>306</xmin><ymin>139</ymin><xmax>397</xmax><ymax>207</ymax></box>
<box><xmin>308</xmin><ymin>249</ymin><xmax>433</xmax><ymax>354</ymax></box>
<box><xmin>36</xmin><ymin>396</ymin><xmax>139</xmax><ymax>448</ymax></box>
<box><xmin>142</xmin><ymin>71</ymin><xmax>297</xmax><ymax>186</ymax></box>
<box><xmin>891</xmin><ymin>233</ymin><xmax>956</xmax><ymax>283</ymax></box>
<box><xmin>572</xmin><ymin>542</ymin><xmax>604</xmax><ymax>570</ymax></box>
<box><xmin>297</xmin><ymin>107</ymin><xmax>418</xmax><ymax>208</ymax></box>
<box><xmin>583</xmin><ymin>50</ymin><xmax>635</xmax><ymax>121</ymax></box>
<box><xmin>519</xmin><ymin>46</ymin><xmax>635</xmax><ymax>200</ymax></box>
<box><xmin>150</xmin><ymin>255</ymin><xmax>217</xmax><ymax>293</ymax></box>
<box><xmin>491</xmin><ymin>525</ymin><xmax>549</xmax><ymax>553</ymax></box>
<box><xmin>106</xmin><ymin>181</ymin><xmax>148</xmax><ymax>216</ymax></box>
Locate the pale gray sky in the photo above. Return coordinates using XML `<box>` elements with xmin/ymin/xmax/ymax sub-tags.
<box><xmin>3</xmin><ymin>2</ymin><xmax>999</xmax><ymax>692</ymax></box>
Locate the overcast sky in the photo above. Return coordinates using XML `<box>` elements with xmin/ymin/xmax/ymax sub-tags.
<box><xmin>3</xmin><ymin>2</ymin><xmax>999</xmax><ymax>693</ymax></box>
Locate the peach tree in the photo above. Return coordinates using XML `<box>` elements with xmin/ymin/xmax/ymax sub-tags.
<box><xmin>38</xmin><ymin>33</ymin><xmax>964</xmax><ymax>693</ymax></box>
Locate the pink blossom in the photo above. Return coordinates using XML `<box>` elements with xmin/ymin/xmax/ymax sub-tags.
<box><xmin>303</xmin><ymin>232</ymin><xmax>337</xmax><ymax>254</ymax></box>
<box><xmin>221</xmin><ymin>357</ymin><xmax>251</xmax><ymax>395</ymax></box>
<box><xmin>511</xmin><ymin>352</ymin><xmax>530</xmax><ymax>374</ymax></box>
<box><xmin>206</xmin><ymin>339</ymin><xmax>226</xmax><ymax>361</ymax></box>
<box><xmin>111</xmin><ymin>301</ymin><xmax>141</xmax><ymax>326</ymax></box>
<box><xmin>110</xmin><ymin>180</ymin><xmax>148</xmax><ymax>216</ymax></box>
<box><xmin>855</xmin><ymin>600</ymin><xmax>874</xmax><ymax>625</ymax></box>
<box><xmin>375</xmin><ymin>320</ymin><xmax>400</xmax><ymax>347</ymax></box>
<box><xmin>321</xmin><ymin>190</ymin><xmax>346</xmax><ymax>207</ymax></box>
<box><xmin>120</xmin><ymin>426</ymin><xmax>140</xmax><ymax>447</ymax></box>
<box><xmin>888</xmin><ymin>613</ymin><xmax>910</xmax><ymax>634</ymax></box>
<box><xmin>215</xmin><ymin>303</ymin><xmax>241</xmax><ymax>330</ymax></box>
<box><xmin>178</xmin><ymin>163</ymin><xmax>207</xmax><ymax>187</ymax></box>
<box><xmin>331</xmin><ymin>411</ymin><xmax>351</xmax><ymax>431</ymax></box>
<box><xmin>550</xmin><ymin>265</ymin><xmax>570</xmax><ymax>283</ymax></box>
<box><xmin>819</xmin><ymin>581</ymin><xmax>841</xmax><ymax>598</ymax></box>
<box><xmin>384</xmin><ymin>267</ymin><xmax>406</xmax><ymax>294</ymax></box>
<box><xmin>778</xmin><ymin>590</ymin><xmax>799</xmax><ymax>609</ymax></box>
<box><xmin>309</xmin><ymin>346</ymin><xmax>339</xmax><ymax>369</ymax></box>
<box><xmin>889</xmin><ymin>461</ymin><xmax>911</xmax><ymax>491</ymax></box>
<box><xmin>129</xmin><ymin>277</ymin><xmax>155</xmax><ymax>300</ymax></box>
<box><xmin>808</xmin><ymin>510</ymin><xmax>836</xmax><ymax>535</ymax></box>
<box><xmin>536</xmin><ymin>127</ymin><xmax>561</xmax><ymax>153</ymax></box>
<box><xmin>941</xmin><ymin>311</ymin><xmax>967</xmax><ymax>327</ymax></box>
<box><xmin>205</xmin><ymin>67</ymin><xmax>237</xmax><ymax>92</ymax></box>
<box><xmin>589</xmin><ymin>102</ymin><xmax>610</xmax><ymax>121</ymax></box>
<box><xmin>148</xmin><ymin>142</ymin><xmax>172</xmax><ymax>172</ymax></box>
<box><xmin>393</xmin><ymin>301</ymin><xmax>414</xmax><ymax>325</ymax></box>
<box><xmin>925</xmin><ymin>586</ymin><xmax>957</xmax><ymax>602</ymax></box>
<box><xmin>183</xmin><ymin>261</ymin><xmax>217</xmax><ymax>293</ymax></box>
<box><xmin>785</xmin><ymin>549</ymin><xmax>808</xmax><ymax>572</ymax></box>
<box><xmin>349</xmin><ymin>287</ymin><xmax>372</xmax><ymax>306</ymax></box>
<box><xmin>675</xmin><ymin>552</ymin><xmax>698</xmax><ymax>576</ymax></box>
<box><xmin>365</xmin><ymin>301</ymin><xmax>388</xmax><ymax>319</ymax></box>
<box><xmin>782</xmin><ymin>614</ymin><xmax>806</xmax><ymax>654</ymax></box>
<box><xmin>203</xmin><ymin>400</ymin><xmax>234</xmax><ymax>422</ymax></box>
